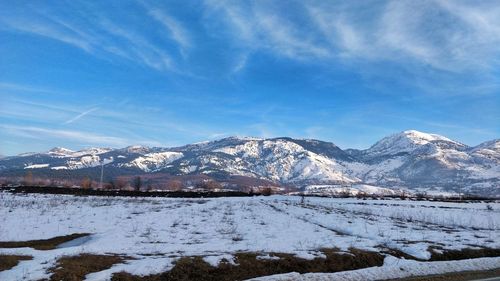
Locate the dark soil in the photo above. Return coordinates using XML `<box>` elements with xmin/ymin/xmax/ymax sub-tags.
<box><xmin>49</xmin><ymin>254</ymin><xmax>128</xmax><ymax>281</ymax></box>
<box><xmin>0</xmin><ymin>233</ymin><xmax>90</xmax><ymax>250</ymax></box>
<box><xmin>0</xmin><ymin>255</ymin><xmax>32</xmax><ymax>271</ymax></box>
<box><xmin>111</xmin><ymin>248</ymin><xmax>384</xmax><ymax>281</ymax></box>
<box><xmin>430</xmin><ymin>247</ymin><xmax>500</xmax><ymax>261</ymax></box>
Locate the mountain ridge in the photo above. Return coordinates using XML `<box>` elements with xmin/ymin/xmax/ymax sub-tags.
<box><xmin>1</xmin><ymin>130</ymin><xmax>498</xmax><ymax>196</ymax></box>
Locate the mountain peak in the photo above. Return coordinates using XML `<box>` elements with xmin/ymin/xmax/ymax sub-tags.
<box><xmin>401</xmin><ymin>130</ymin><xmax>454</xmax><ymax>143</ymax></box>
<box><xmin>473</xmin><ymin>139</ymin><xmax>500</xmax><ymax>150</ymax></box>
<box><xmin>220</xmin><ymin>136</ymin><xmax>263</xmax><ymax>142</ymax></box>
<box><xmin>47</xmin><ymin>147</ymin><xmax>75</xmax><ymax>155</ymax></box>
<box><xmin>1</xmin><ymin>132</ymin><xmax>498</xmax><ymax>196</ymax></box>
<box><xmin>48</xmin><ymin>146</ymin><xmax>73</xmax><ymax>152</ymax></box>
<box><xmin>367</xmin><ymin>130</ymin><xmax>460</xmax><ymax>156</ymax></box>
<box><xmin>123</xmin><ymin>145</ymin><xmax>150</xmax><ymax>154</ymax></box>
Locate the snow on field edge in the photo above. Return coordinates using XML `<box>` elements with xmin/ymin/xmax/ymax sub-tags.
<box><xmin>247</xmin><ymin>256</ymin><xmax>500</xmax><ymax>281</ymax></box>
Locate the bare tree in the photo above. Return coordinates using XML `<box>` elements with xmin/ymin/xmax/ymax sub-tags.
<box><xmin>166</xmin><ymin>179</ymin><xmax>184</xmax><ymax>191</ymax></box>
<box><xmin>81</xmin><ymin>176</ymin><xmax>92</xmax><ymax>189</ymax></box>
<box><xmin>133</xmin><ymin>176</ymin><xmax>142</xmax><ymax>191</ymax></box>
<box><xmin>23</xmin><ymin>171</ymin><xmax>33</xmax><ymax>186</ymax></box>
<box><xmin>356</xmin><ymin>191</ymin><xmax>368</xmax><ymax>199</ymax></box>
<box><xmin>61</xmin><ymin>179</ymin><xmax>72</xmax><ymax>188</ymax></box>
<box><xmin>400</xmin><ymin>190</ymin><xmax>407</xmax><ymax>200</ymax></box>
<box><xmin>115</xmin><ymin>177</ymin><xmax>128</xmax><ymax>190</ymax></box>
<box><xmin>261</xmin><ymin>187</ymin><xmax>272</xmax><ymax>196</ymax></box>
<box><xmin>195</xmin><ymin>180</ymin><xmax>221</xmax><ymax>191</ymax></box>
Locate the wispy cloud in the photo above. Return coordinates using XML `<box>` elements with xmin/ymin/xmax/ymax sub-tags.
<box><xmin>1</xmin><ymin>16</ymin><xmax>93</xmax><ymax>52</ymax></box>
<box><xmin>204</xmin><ymin>0</ymin><xmax>330</xmax><ymax>64</ymax></box>
<box><xmin>97</xmin><ymin>19</ymin><xmax>175</xmax><ymax>72</ymax></box>
<box><xmin>1</xmin><ymin>125</ymin><xmax>128</xmax><ymax>147</ymax></box>
<box><xmin>147</xmin><ymin>8</ymin><xmax>191</xmax><ymax>55</ymax></box>
<box><xmin>203</xmin><ymin>0</ymin><xmax>500</xmax><ymax>78</ymax></box>
<box><xmin>4</xmin><ymin>1</ymin><xmax>499</xmax><ymax>77</ymax></box>
<box><xmin>0</xmin><ymin>3</ymin><xmax>183</xmax><ymax>73</ymax></box>
<box><xmin>0</xmin><ymin>82</ymin><xmax>66</xmax><ymax>95</ymax></box>
<box><xmin>63</xmin><ymin>107</ymin><xmax>99</xmax><ymax>124</ymax></box>
<box><xmin>231</xmin><ymin>53</ymin><xmax>249</xmax><ymax>74</ymax></box>
<box><xmin>308</xmin><ymin>0</ymin><xmax>500</xmax><ymax>72</ymax></box>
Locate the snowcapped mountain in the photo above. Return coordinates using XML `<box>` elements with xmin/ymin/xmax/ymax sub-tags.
<box><xmin>364</xmin><ymin>130</ymin><xmax>465</xmax><ymax>157</ymax></box>
<box><xmin>211</xmin><ymin>138</ymin><xmax>356</xmax><ymax>183</ymax></box>
<box><xmin>470</xmin><ymin>139</ymin><xmax>500</xmax><ymax>161</ymax></box>
<box><xmin>345</xmin><ymin>131</ymin><xmax>498</xmax><ymax>195</ymax></box>
<box><xmin>47</xmin><ymin>147</ymin><xmax>76</xmax><ymax>157</ymax></box>
<box><xmin>121</xmin><ymin>151</ymin><xmax>184</xmax><ymax>172</ymax></box>
<box><xmin>0</xmin><ymin>131</ymin><xmax>498</xmax><ymax>195</ymax></box>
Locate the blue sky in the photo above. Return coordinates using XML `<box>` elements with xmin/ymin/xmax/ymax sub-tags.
<box><xmin>1</xmin><ymin>0</ymin><xmax>499</xmax><ymax>155</ymax></box>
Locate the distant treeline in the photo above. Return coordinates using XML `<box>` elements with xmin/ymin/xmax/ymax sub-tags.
<box><xmin>298</xmin><ymin>192</ymin><xmax>499</xmax><ymax>202</ymax></box>
<box><xmin>0</xmin><ymin>185</ymin><xmax>270</xmax><ymax>198</ymax></box>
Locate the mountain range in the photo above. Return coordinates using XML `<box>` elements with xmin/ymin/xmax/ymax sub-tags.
<box><xmin>0</xmin><ymin>130</ymin><xmax>498</xmax><ymax>196</ymax></box>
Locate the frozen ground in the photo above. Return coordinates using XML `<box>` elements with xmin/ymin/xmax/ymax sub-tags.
<box><xmin>0</xmin><ymin>192</ymin><xmax>499</xmax><ymax>280</ymax></box>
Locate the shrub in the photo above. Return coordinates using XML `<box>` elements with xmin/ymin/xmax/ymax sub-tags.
<box><xmin>261</xmin><ymin>187</ymin><xmax>272</xmax><ymax>196</ymax></box>
<box><xmin>132</xmin><ymin>176</ymin><xmax>142</xmax><ymax>191</ymax></box>
<box><xmin>81</xmin><ymin>177</ymin><xmax>92</xmax><ymax>189</ymax></box>
<box><xmin>195</xmin><ymin>180</ymin><xmax>222</xmax><ymax>191</ymax></box>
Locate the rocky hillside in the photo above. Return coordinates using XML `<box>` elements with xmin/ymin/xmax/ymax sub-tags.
<box><xmin>1</xmin><ymin>130</ymin><xmax>498</xmax><ymax>195</ymax></box>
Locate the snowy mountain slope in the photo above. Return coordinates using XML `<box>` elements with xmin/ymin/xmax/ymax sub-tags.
<box><xmin>347</xmin><ymin>130</ymin><xmax>467</xmax><ymax>162</ymax></box>
<box><xmin>466</xmin><ymin>139</ymin><xmax>500</xmax><ymax>183</ymax></box>
<box><xmin>121</xmin><ymin>151</ymin><xmax>184</xmax><ymax>172</ymax></box>
<box><xmin>46</xmin><ymin>147</ymin><xmax>76</xmax><ymax>157</ymax></box>
<box><xmin>366</xmin><ymin>130</ymin><xmax>465</xmax><ymax>157</ymax></box>
<box><xmin>212</xmin><ymin>138</ymin><xmax>357</xmax><ymax>183</ymax></box>
<box><xmin>47</xmin><ymin>147</ymin><xmax>113</xmax><ymax>158</ymax></box>
<box><xmin>344</xmin><ymin>131</ymin><xmax>498</xmax><ymax>194</ymax></box>
<box><xmin>470</xmin><ymin>139</ymin><xmax>500</xmax><ymax>162</ymax></box>
<box><xmin>0</xmin><ymin>131</ymin><xmax>498</xmax><ymax>195</ymax></box>
<box><xmin>304</xmin><ymin>183</ymin><xmax>400</xmax><ymax>196</ymax></box>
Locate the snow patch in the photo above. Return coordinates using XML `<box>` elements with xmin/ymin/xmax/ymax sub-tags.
<box><xmin>124</xmin><ymin>152</ymin><xmax>184</xmax><ymax>172</ymax></box>
<box><xmin>24</xmin><ymin>164</ymin><xmax>49</xmax><ymax>169</ymax></box>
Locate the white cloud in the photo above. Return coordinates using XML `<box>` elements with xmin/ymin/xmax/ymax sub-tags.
<box><xmin>0</xmin><ymin>82</ymin><xmax>65</xmax><ymax>95</ymax></box>
<box><xmin>205</xmin><ymin>0</ymin><xmax>500</xmax><ymax>74</ymax></box>
<box><xmin>0</xmin><ymin>5</ymin><xmax>178</xmax><ymax>73</ymax></box>
<box><xmin>254</xmin><ymin>11</ymin><xmax>330</xmax><ymax>59</ymax></box>
<box><xmin>308</xmin><ymin>0</ymin><xmax>500</xmax><ymax>72</ymax></box>
<box><xmin>147</xmin><ymin>8</ymin><xmax>191</xmax><ymax>53</ymax></box>
<box><xmin>0</xmin><ymin>17</ymin><xmax>93</xmax><ymax>52</ymax></box>
<box><xmin>231</xmin><ymin>53</ymin><xmax>249</xmax><ymax>73</ymax></box>
<box><xmin>63</xmin><ymin>107</ymin><xmax>99</xmax><ymax>124</ymax></box>
<box><xmin>1</xmin><ymin>125</ymin><xmax>129</xmax><ymax>147</ymax></box>
<box><xmin>3</xmin><ymin>1</ymin><xmax>500</xmax><ymax>80</ymax></box>
<box><xmin>204</xmin><ymin>0</ymin><xmax>330</xmax><ymax>63</ymax></box>
<box><xmin>97</xmin><ymin>19</ymin><xmax>174</xmax><ymax>72</ymax></box>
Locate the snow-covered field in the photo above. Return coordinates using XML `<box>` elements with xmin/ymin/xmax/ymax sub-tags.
<box><xmin>0</xmin><ymin>192</ymin><xmax>499</xmax><ymax>280</ymax></box>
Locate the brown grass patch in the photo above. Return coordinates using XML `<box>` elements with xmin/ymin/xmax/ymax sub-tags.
<box><xmin>430</xmin><ymin>247</ymin><xmax>500</xmax><ymax>261</ymax></box>
<box><xmin>0</xmin><ymin>233</ymin><xmax>90</xmax><ymax>250</ymax></box>
<box><xmin>111</xmin><ymin>248</ymin><xmax>384</xmax><ymax>281</ymax></box>
<box><xmin>0</xmin><ymin>255</ymin><xmax>32</xmax><ymax>271</ymax></box>
<box><xmin>379</xmin><ymin>247</ymin><xmax>421</xmax><ymax>261</ymax></box>
<box><xmin>49</xmin><ymin>254</ymin><xmax>127</xmax><ymax>281</ymax></box>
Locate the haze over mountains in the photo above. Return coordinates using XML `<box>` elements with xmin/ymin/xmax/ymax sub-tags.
<box><xmin>1</xmin><ymin>130</ymin><xmax>498</xmax><ymax>196</ymax></box>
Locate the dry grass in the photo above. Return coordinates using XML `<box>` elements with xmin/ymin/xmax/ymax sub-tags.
<box><xmin>430</xmin><ymin>247</ymin><xmax>500</xmax><ymax>261</ymax></box>
<box><xmin>49</xmin><ymin>254</ymin><xmax>128</xmax><ymax>281</ymax></box>
<box><xmin>0</xmin><ymin>233</ymin><xmax>90</xmax><ymax>250</ymax></box>
<box><xmin>0</xmin><ymin>255</ymin><xmax>32</xmax><ymax>271</ymax></box>
<box><xmin>112</xmin><ymin>248</ymin><xmax>384</xmax><ymax>281</ymax></box>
